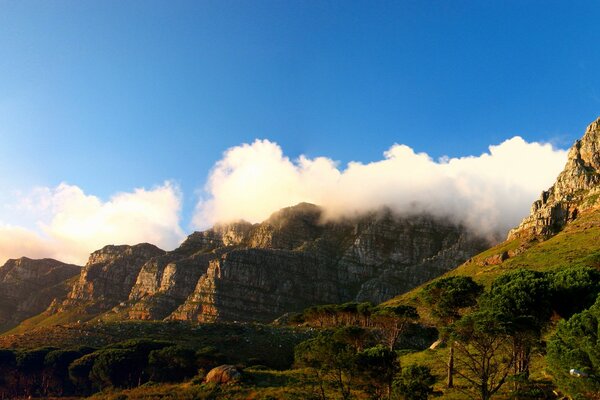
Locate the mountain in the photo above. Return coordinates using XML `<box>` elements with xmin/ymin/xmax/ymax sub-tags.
<box><xmin>508</xmin><ymin>117</ymin><xmax>600</xmax><ymax>240</ymax></box>
<box><xmin>0</xmin><ymin>257</ymin><xmax>80</xmax><ymax>331</ymax></box>
<box><xmin>6</xmin><ymin>204</ymin><xmax>486</xmax><ymax>332</ymax></box>
<box><xmin>388</xmin><ymin>117</ymin><xmax>600</xmax><ymax>303</ymax></box>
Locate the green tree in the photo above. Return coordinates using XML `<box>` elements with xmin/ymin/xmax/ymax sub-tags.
<box><xmin>68</xmin><ymin>353</ymin><xmax>98</xmax><ymax>394</ymax></box>
<box><xmin>355</xmin><ymin>345</ymin><xmax>400</xmax><ymax>399</ymax></box>
<box><xmin>421</xmin><ymin>276</ymin><xmax>483</xmax><ymax>387</ymax></box>
<box><xmin>550</xmin><ymin>266</ymin><xmax>600</xmax><ymax>318</ymax></box>
<box><xmin>295</xmin><ymin>332</ymin><xmax>357</xmax><ymax>400</ymax></box>
<box><xmin>482</xmin><ymin>269</ymin><xmax>552</xmax><ymax>383</ymax></box>
<box><xmin>0</xmin><ymin>349</ymin><xmax>17</xmax><ymax>399</ymax></box>
<box><xmin>148</xmin><ymin>346</ymin><xmax>197</xmax><ymax>382</ymax></box>
<box><xmin>451</xmin><ymin>311</ymin><xmax>514</xmax><ymax>400</ymax></box>
<box><xmin>393</xmin><ymin>364</ymin><xmax>435</xmax><ymax>400</ymax></box>
<box><xmin>372</xmin><ymin>305</ymin><xmax>418</xmax><ymax>350</ymax></box>
<box><xmin>43</xmin><ymin>349</ymin><xmax>87</xmax><ymax>396</ymax></box>
<box><xmin>547</xmin><ymin>295</ymin><xmax>600</xmax><ymax>399</ymax></box>
<box><xmin>16</xmin><ymin>347</ymin><xmax>56</xmax><ymax>397</ymax></box>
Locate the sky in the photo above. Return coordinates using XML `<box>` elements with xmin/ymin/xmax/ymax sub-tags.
<box><xmin>1</xmin><ymin>1</ymin><xmax>599</xmax><ymax>264</ymax></box>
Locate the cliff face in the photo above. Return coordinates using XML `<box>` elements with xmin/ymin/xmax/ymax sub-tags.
<box><xmin>0</xmin><ymin>258</ymin><xmax>80</xmax><ymax>330</ymax></box>
<box><xmin>59</xmin><ymin>243</ymin><xmax>165</xmax><ymax>313</ymax></box>
<box><xmin>508</xmin><ymin>117</ymin><xmax>600</xmax><ymax>239</ymax></box>
<box><xmin>112</xmin><ymin>204</ymin><xmax>486</xmax><ymax>323</ymax></box>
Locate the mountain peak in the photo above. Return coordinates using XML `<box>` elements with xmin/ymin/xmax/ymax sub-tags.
<box><xmin>508</xmin><ymin>117</ymin><xmax>600</xmax><ymax>239</ymax></box>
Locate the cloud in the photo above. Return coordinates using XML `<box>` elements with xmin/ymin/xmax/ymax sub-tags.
<box><xmin>0</xmin><ymin>182</ymin><xmax>185</xmax><ymax>265</ymax></box>
<box><xmin>193</xmin><ymin>138</ymin><xmax>568</xmax><ymax>241</ymax></box>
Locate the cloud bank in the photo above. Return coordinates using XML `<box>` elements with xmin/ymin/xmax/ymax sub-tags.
<box><xmin>194</xmin><ymin>138</ymin><xmax>568</xmax><ymax>241</ymax></box>
<box><xmin>0</xmin><ymin>182</ymin><xmax>184</xmax><ymax>265</ymax></box>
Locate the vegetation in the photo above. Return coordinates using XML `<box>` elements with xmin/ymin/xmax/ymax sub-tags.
<box><xmin>1</xmin><ymin>210</ymin><xmax>600</xmax><ymax>398</ymax></box>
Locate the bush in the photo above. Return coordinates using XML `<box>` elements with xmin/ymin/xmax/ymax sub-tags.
<box><xmin>393</xmin><ymin>365</ymin><xmax>435</xmax><ymax>400</ymax></box>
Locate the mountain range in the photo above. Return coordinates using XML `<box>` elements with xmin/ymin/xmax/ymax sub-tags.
<box><xmin>2</xmin><ymin>116</ymin><xmax>600</xmax><ymax>336</ymax></box>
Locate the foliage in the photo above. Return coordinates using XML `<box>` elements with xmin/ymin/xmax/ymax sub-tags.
<box><xmin>451</xmin><ymin>311</ymin><xmax>515</xmax><ymax>400</ymax></box>
<box><xmin>295</xmin><ymin>331</ymin><xmax>357</xmax><ymax>400</ymax></box>
<box><xmin>372</xmin><ymin>305</ymin><xmax>419</xmax><ymax>350</ymax></box>
<box><xmin>547</xmin><ymin>295</ymin><xmax>600</xmax><ymax>399</ymax></box>
<box><xmin>393</xmin><ymin>364</ymin><xmax>435</xmax><ymax>400</ymax></box>
<box><xmin>148</xmin><ymin>345</ymin><xmax>198</xmax><ymax>382</ymax></box>
<box><xmin>481</xmin><ymin>269</ymin><xmax>552</xmax><ymax>382</ymax></box>
<box><xmin>355</xmin><ymin>345</ymin><xmax>400</xmax><ymax>399</ymax></box>
<box><xmin>550</xmin><ymin>265</ymin><xmax>600</xmax><ymax>318</ymax></box>
<box><xmin>420</xmin><ymin>276</ymin><xmax>483</xmax><ymax>324</ymax></box>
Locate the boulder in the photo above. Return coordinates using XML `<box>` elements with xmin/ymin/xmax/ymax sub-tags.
<box><xmin>205</xmin><ymin>365</ymin><xmax>242</xmax><ymax>384</ymax></box>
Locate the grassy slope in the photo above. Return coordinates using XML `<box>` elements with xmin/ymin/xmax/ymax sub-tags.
<box><xmin>388</xmin><ymin>207</ymin><xmax>600</xmax><ymax>310</ymax></box>
<box><xmin>383</xmin><ymin>208</ymin><xmax>600</xmax><ymax>399</ymax></box>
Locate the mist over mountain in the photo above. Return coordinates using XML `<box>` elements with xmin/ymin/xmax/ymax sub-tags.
<box><xmin>194</xmin><ymin>136</ymin><xmax>567</xmax><ymax>241</ymax></box>
<box><xmin>0</xmin><ymin>137</ymin><xmax>567</xmax><ymax>265</ymax></box>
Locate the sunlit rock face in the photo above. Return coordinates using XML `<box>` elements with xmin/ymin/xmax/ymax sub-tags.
<box><xmin>112</xmin><ymin>203</ymin><xmax>486</xmax><ymax>323</ymax></box>
<box><xmin>509</xmin><ymin>117</ymin><xmax>600</xmax><ymax>240</ymax></box>
<box><xmin>50</xmin><ymin>206</ymin><xmax>487</xmax><ymax>324</ymax></box>
<box><xmin>0</xmin><ymin>257</ymin><xmax>80</xmax><ymax>330</ymax></box>
<box><xmin>59</xmin><ymin>243</ymin><xmax>165</xmax><ymax>313</ymax></box>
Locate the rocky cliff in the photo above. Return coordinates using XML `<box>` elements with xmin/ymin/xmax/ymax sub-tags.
<box><xmin>0</xmin><ymin>258</ymin><xmax>80</xmax><ymax>330</ymax></box>
<box><xmin>58</xmin><ymin>243</ymin><xmax>165</xmax><ymax>314</ymax></box>
<box><xmin>509</xmin><ymin>117</ymin><xmax>600</xmax><ymax>239</ymax></box>
<box><xmin>39</xmin><ymin>205</ymin><xmax>486</xmax><ymax>325</ymax></box>
<box><xmin>49</xmin><ymin>203</ymin><xmax>484</xmax><ymax>324</ymax></box>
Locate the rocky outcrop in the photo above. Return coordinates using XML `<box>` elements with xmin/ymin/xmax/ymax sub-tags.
<box><xmin>50</xmin><ymin>204</ymin><xmax>486</xmax><ymax>324</ymax></box>
<box><xmin>0</xmin><ymin>258</ymin><xmax>80</xmax><ymax>330</ymax></box>
<box><xmin>59</xmin><ymin>243</ymin><xmax>165</xmax><ymax>313</ymax></box>
<box><xmin>205</xmin><ymin>365</ymin><xmax>241</xmax><ymax>384</ymax></box>
<box><xmin>160</xmin><ymin>205</ymin><xmax>487</xmax><ymax>322</ymax></box>
<box><xmin>509</xmin><ymin>117</ymin><xmax>600</xmax><ymax>239</ymax></box>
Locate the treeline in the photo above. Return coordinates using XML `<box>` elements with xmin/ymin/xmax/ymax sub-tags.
<box><xmin>0</xmin><ymin>339</ymin><xmax>224</xmax><ymax>398</ymax></box>
<box><xmin>295</xmin><ymin>327</ymin><xmax>436</xmax><ymax>400</ymax></box>
<box><xmin>292</xmin><ymin>303</ymin><xmax>421</xmax><ymax>350</ymax></box>
<box><xmin>292</xmin><ymin>265</ymin><xmax>600</xmax><ymax>400</ymax></box>
<box><xmin>418</xmin><ymin>265</ymin><xmax>600</xmax><ymax>399</ymax></box>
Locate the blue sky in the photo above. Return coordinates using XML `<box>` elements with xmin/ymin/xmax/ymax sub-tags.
<box><xmin>0</xmin><ymin>1</ymin><xmax>599</xmax><ymax>262</ymax></box>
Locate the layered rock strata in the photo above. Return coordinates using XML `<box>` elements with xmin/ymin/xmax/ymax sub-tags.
<box><xmin>509</xmin><ymin>117</ymin><xmax>600</xmax><ymax>239</ymax></box>
<box><xmin>0</xmin><ymin>258</ymin><xmax>80</xmax><ymax>330</ymax></box>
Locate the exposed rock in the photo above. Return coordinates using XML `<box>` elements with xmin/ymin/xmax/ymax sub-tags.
<box><xmin>509</xmin><ymin>117</ymin><xmax>600</xmax><ymax>239</ymax></box>
<box><xmin>51</xmin><ymin>204</ymin><xmax>487</xmax><ymax>324</ymax></box>
<box><xmin>205</xmin><ymin>365</ymin><xmax>242</xmax><ymax>384</ymax></box>
<box><xmin>59</xmin><ymin>243</ymin><xmax>165</xmax><ymax>313</ymax></box>
<box><xmin>0</xmin><ymin>258</ymin><xmax>80</xmax><ymax>330</ymax></box>
<box><xmin>165</xmin><ymin>206</ymin><xmax>487</xmax><ymax>322</ymax></box>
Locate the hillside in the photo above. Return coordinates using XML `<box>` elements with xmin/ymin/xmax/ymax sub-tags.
<box><xmin>388</xmin><ymin>117</ymin><xmax>600</xmax><ymax>305</ymax></box>
<box><xmin>3</xmin><ymin>204</ymin><xmax>487</xmax><ymax>334</ymax></box>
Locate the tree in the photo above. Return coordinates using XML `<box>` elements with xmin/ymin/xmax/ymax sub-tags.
<box><xmin>0</xmin><ymin>349</ymin><xmax>17</xmax><ymax>399</ymax></box>
<box><xmin>15</xmin><ymin>347</ymin><xmax>56</xmax><ymax>397</ymax></box>
<box><xmin>451</xmin><ymin>311</ymin><xmax>514</xmax><ymax>400</ymax></box>
<box><xmin>43</xmin><ymin>349</ymin><xmax>88</xmax><ymax>396</ymax></box>
<box><xmin>372</xmin><ymin>305</ymin><xmax>418</xmax><ymax>350</ymax></box>
<box><xmin>295</xmin><ymin>332</ymin><xmax>357</xmax><ymax>400</ymax></box>
<box><xmin>550</xmin><ymin>266</ymin><xmax>600</xmax><ymax>318</ymax></box>
<box><xmin>68</xmin><ymin>353</ymin><xmax>98</xmax><ymax>395</ymax></box>
<box><xmin>547</xmin><ymin>295</ymin><xmax>600</xmax><ymax>399</ymax></box>
<box><xmin>421</xmin><ymin>276</ymin><xmax>483</xmax><ymax>387</ymax></box>
<box><xmin>355</xmin><ymin>345</ymin><xmax>400</xmax><ymax>399</ymax></box>
<box><xmin>148</xmin><ymin>346</ymin><xmax>197</xmax><ymax>382</ymax></box>
<box><xmin>482</xmin><ymin>269</ymin><xmax>552</xmax><ymax>383</ymax></box>
<box><xmin>393</xmin><ymin>364</ymin><xmax>436</xmax><ymax>400</ymax></box>
<box><xmin>333</xmin><ymin>326</ymin><xmax>373</xmax><ymax>352</ymax></box>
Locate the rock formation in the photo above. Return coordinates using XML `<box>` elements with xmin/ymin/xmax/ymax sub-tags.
<box><xmin>0</xmin><ymin>257</ymin><xmax>80</xmax><ymax>330</ymax></box>
<box><xmin>42</xmin><ymin>203</ymin><xmax>485</xmax><ymax>324</ymax></box>
<box><xmin>119</xmin><ymin>203</ymin><xmax>485</xmax><ymax>323</ymax></box>
<box><xmin>59</xmin><ymin>243</ymin><xmax>165</xmax><ymax>313</ymax></box>
<box><xmin>509</xmin><ymin>117</ymin><xmax>600</xmax><ymax>239</ymax></box>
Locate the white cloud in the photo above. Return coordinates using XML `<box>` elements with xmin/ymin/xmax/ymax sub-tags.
<box><xmin>0</xmin><ymin>182</ymin><xmax>185</xmax><ymax>265</ymax></box>
<box><xmin>193</xmin><ymin>137</ymin><xmax>568</xmax><ymax>241</ymax></box>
